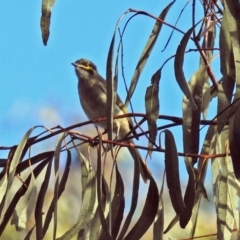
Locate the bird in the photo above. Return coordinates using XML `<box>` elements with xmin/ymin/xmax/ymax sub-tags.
<box><xmin>72</xmin><ymin>58</ymin><xmax>151</xmax><ymax>182</ymax></box>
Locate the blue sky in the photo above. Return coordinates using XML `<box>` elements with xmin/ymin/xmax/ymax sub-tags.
<box><xmin>0</xmin><ymin>1</ymin><xmax>218</xmax><ymax>176</ymax></box>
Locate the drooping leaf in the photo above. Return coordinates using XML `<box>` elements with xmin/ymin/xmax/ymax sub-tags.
<box><xmin>53</xmin><ymin>132</ymin><xmax>66</xmax><ymax>239</ymax></box>
<box><xmin>124</xmin><ymin>175</ymin><xmax>159</xmax><ymax>240</ymax></box>
<box><xmin>182</xmin><ymin>18</ymin><xmax>214</xmax><ymax>165</ymax></box>
<box><xmin>217</xmin><ymin>172</ymin><xmax>233</xmax><ymax>239</ymax></box>
<box><xmin>145</xmin><ymin>69</ymin><xmax>160</xmax><ymax>156</ymax></box>
<box><xmin>0</xmin><ymin>159</ymin><xmax>49</xmax><ymax>236</ymax></box>
<box><xmin>95</xmin><ymin>135</ymin><xmax>111</xmax><ymax>239</ymax></box>
<box><xmin>218</xmin><ymin>3</ymin><xmax>235</xmax><ymax>134</ymax></box>
<box><xmin>88</xmin><ymin>199</ymin><xmax>103</xmax><ymax>240</ymax></box>
<box><xmin>211</xmin><ymin>126</ymin><xmax>236</xmax><ymax>239</ymax></box>
<box><xmin>153</xmin><ymin>171</ymin><xmax>165</xmax><ymax>240</ymax></box>
<box><xmin>79</xmin><ymin>152</ymin><xmax>91</xmax><ymax>198</ymax></box>
<box><xmin>225</xmin><ymin>141</ymin><xmax>239</xmax><ymax>234</ymax></box>
<box><xmin>56</xmin><ymin>160</ymin><xmax>96</xmax><ymax>240</ymax></box>
<box><xmin>163</xmin><ymin>215</ymin><xmax>179</xmax><ymax>234</ymax></box>
<box><xmin>0</xmin><ymin>128</ymin><xmax>34</xmax><ymax>221</ymax></box>
<box><xmin>182</xmin><ymin>69</ymin><xmax>203</xmax><ymax>165</ymax></box>
<box><xmin>96</xmin><ymin>176</ymin><xmax>110</xmax><ymax>240</ymax></box>
<box><xmin>217</xmin><ymin>79</ymin><xmax>234</xmax><ymax>134</ymax></box>
<box><xmin>182</xmin><ymin>19</ymin><xmax>214</xmax><ymax>165</ymax></box>
<box><xmin>221</xmin><ymin>0</ymin><xmax>240</xmax><ymax>180</ymax></box>
<box><xmin>43</xmin><ymin>150</ymin><xmax>71</xmax><ymax>237</ymax></box>
<box><xmin>88</xmin><ymin>210</ymin><xmax>101</xmax><ymax>240</ymax></box>
<box><xmin>16</xmin><ymin>151</ymin><xmax>54</xmax><ymax>175</ymax></box>
<box><xmin>174</xmin><ymin>27</ymin><xmax>197</xmax><ymax>110</ymax></box>
<box><xmin>0</xmin><ymin>175</ymin><xmax>8</xmax><ymax>204</ymax></box>
<box><xmin>77</xmin><ymin>151</ymin><xmax>98</xmax><ymax>240</ymax></box>
<box><xmin>202</xmin><ymin>80</ymin><xmax>211</xmax><ymax>120</ymax></box>
<box><xmin>224</xmin><ymin>0</ymin><xmax>240</xmax><ymax>118</ymax></box>
<box><xmin>190</xmin><ymin>125</ymin><xmax>216</xmax><ymax>238</ymax></box>
<box><xmin>24</xmin><ymin>225</ymin><xmax>35</xmax><ymax>240</ymax></box>
<box><xmin>200</xmin><ymin>21</ymin><xmax>215</xmax><ymax>119</ymax></box>
<box><xmin>229</xmin><ymin>107</ymin><xmax>240</xmax><ymax>179</ymax></box>
<box><xmin>179</xmin><ymin>158</ymin><xmax>195</xmax><ymax>228</ymax></box>
<box><xmin>164</xmin><ymin>130</ymin><xmax>185</xmax><ymax>216</ymax></box>
<box><xmin>40</xmin><ymin>0</ymin><xmax>55</xmax><ymax>45</ymax></box>
<box><xmin>107</xmin><ymin>164</ymin><xmax>125</xmax><ymax>239</ymax></box>
<box><xmin>35</xmin><ymin>159</ymin><xmax>53</xmax><ymax>240</ymax></box>
<box><xmin>106</xmin><ymin>33</ymin><xmax>116</xmax><ymax>143</ymax></box>
<box><xmin>117</xmin><ymin>141</ymin><xmax>140</xmax><ymax>239</ymax></box>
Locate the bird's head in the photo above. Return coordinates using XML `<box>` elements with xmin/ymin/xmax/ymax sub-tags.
<box><xmin>72</xmin><ymin>58</ymin><xmax>97</xmax><ymax>80</ymax></box>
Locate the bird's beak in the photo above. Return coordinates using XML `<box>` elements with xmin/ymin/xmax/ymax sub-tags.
<box><xmin>71</xmin><ymin>62</ymin><xmax>77</xmax><ymax>67</ymax></box>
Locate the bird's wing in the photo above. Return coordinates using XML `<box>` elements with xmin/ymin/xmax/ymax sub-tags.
<box><xmin>97</xmin><ymin>72</ymin><xmax>139</xmax><ymax>140</ymax></box>
<box><xmin>116</xmin><ymin>95</ymin><xmax>139</xmax><ymax>140</ymax></box>
<box><xmin>95</xmin><ymin>74</ymin><xmax>108</xmax><ymax>94</ymax></box>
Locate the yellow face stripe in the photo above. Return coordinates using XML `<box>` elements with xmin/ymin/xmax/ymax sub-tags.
<box><xmin>79</xmin><ymin>64</ymin><xmax>94</xmax><ymax>71</ymax></box>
